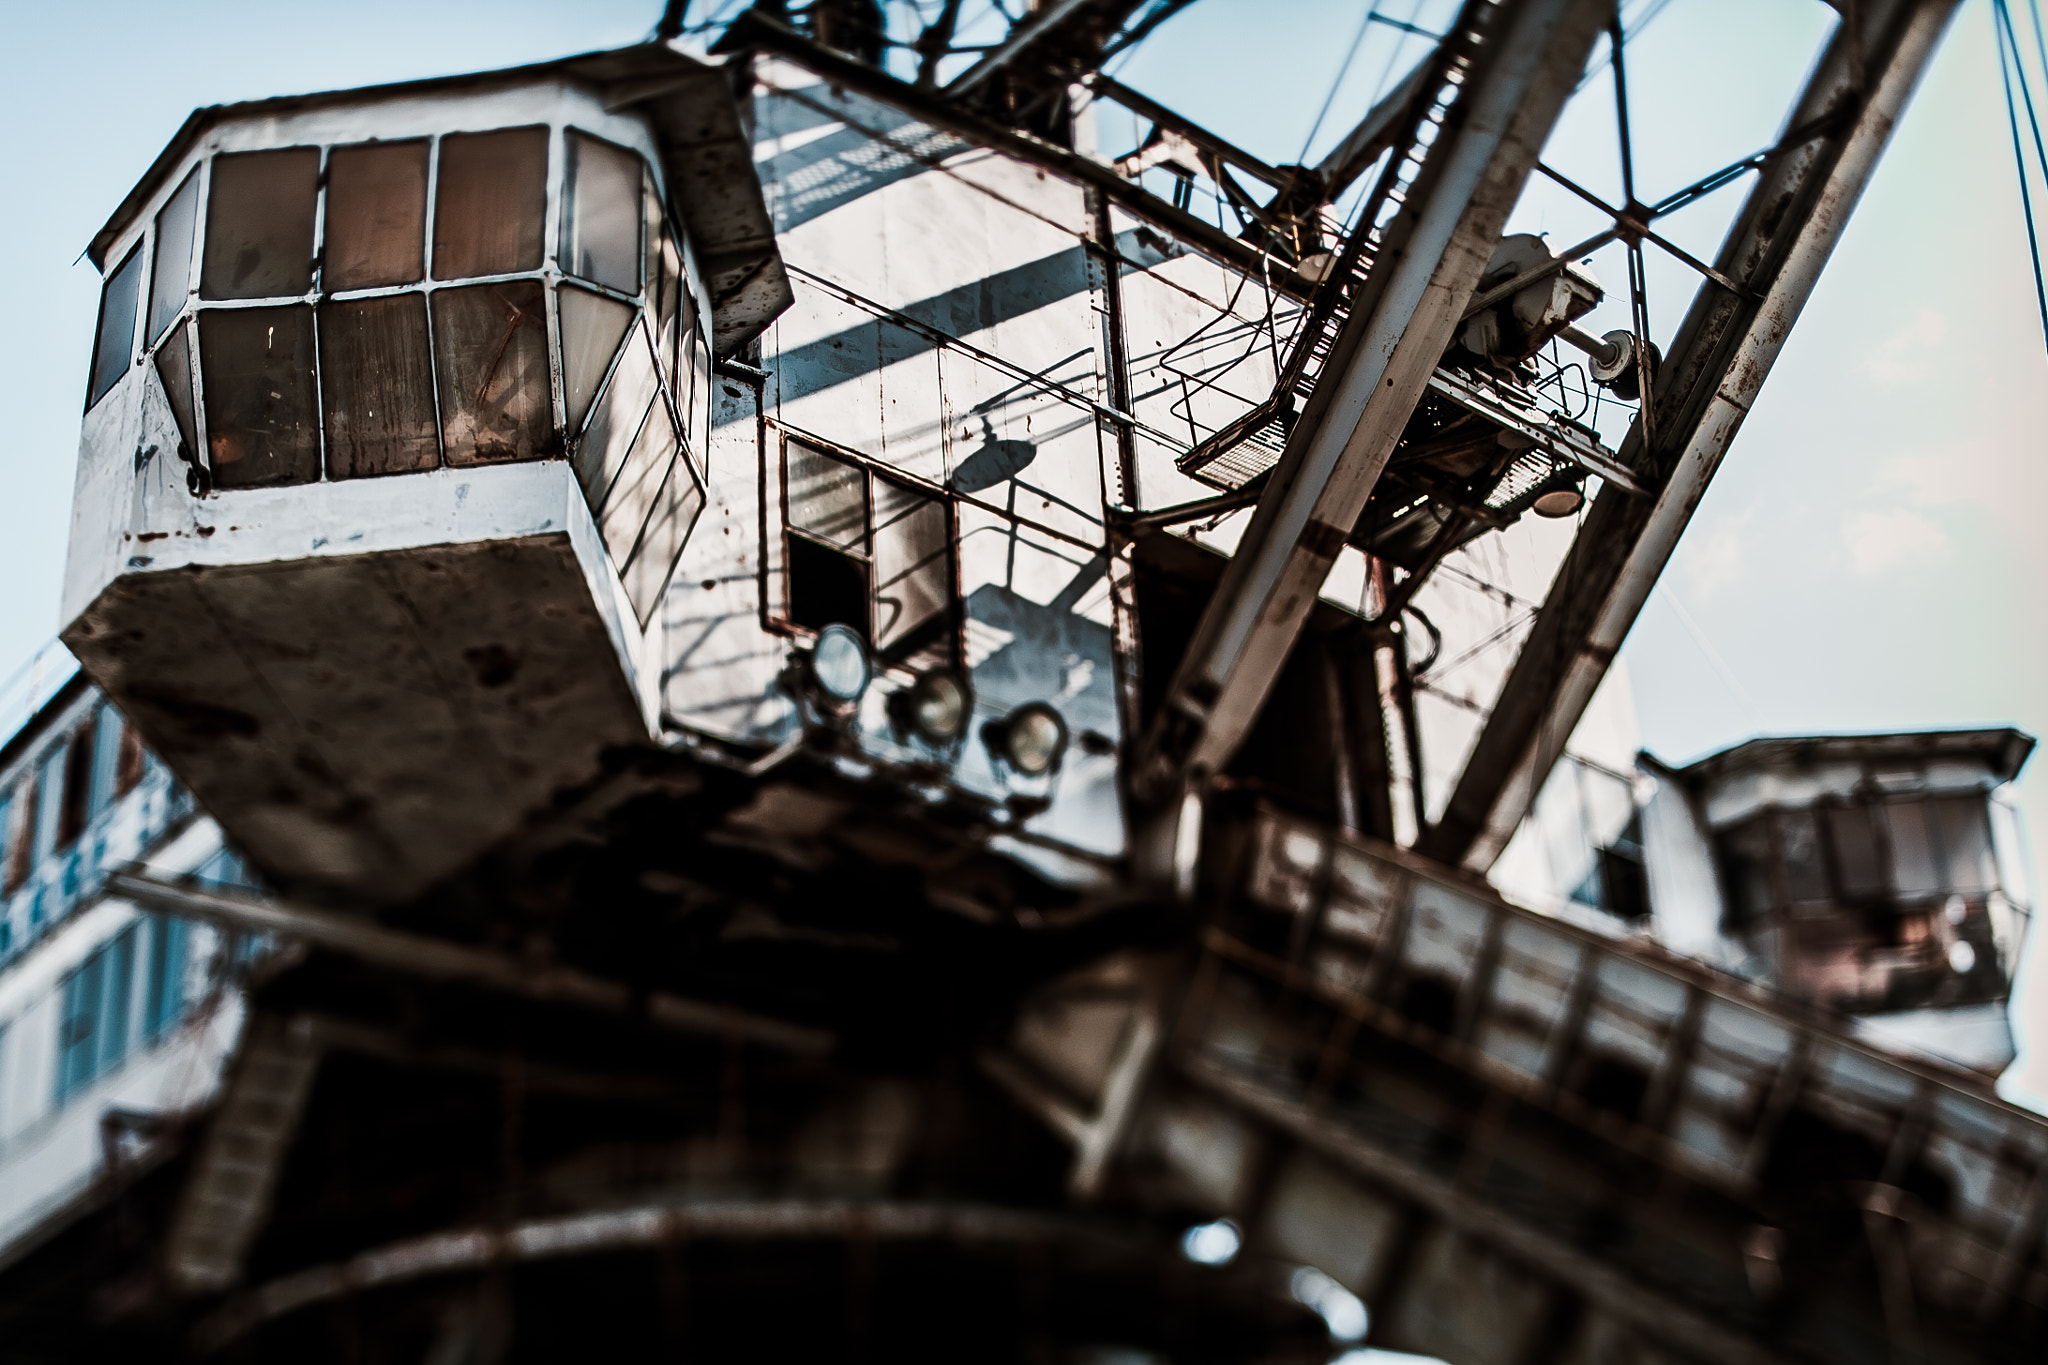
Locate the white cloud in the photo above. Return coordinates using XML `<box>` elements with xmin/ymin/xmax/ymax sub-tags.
<box><xmin>1842</xmin><ymin>508</ymin><xmax>1949</xmax><ymax>574</ymax></box>
<box><xmin>1867</xmin><ymin>307</ymin><xmax>1950</xmax><ymax>383</ymax></box>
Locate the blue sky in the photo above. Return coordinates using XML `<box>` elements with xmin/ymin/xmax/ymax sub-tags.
<box><xmin>0</xmin><ymin>0</ymin><xmax>2041</xmax><ymax>1097</ymax></box>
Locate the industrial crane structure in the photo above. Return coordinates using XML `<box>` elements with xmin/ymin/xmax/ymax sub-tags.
<box><xmin>0</xmin><ymin>2</ymin><xmax>2042</xmax><ymax>1362</ymax></box>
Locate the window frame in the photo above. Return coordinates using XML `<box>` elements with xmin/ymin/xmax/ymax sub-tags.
<box><xmin>85</xmin><ymin>242</ymin><xmax>145</xmax><ymax>412</ymax></box>
<box><xmin>773</xmin><ymin>433</ymin><xmax>962</xmax><ymax>670</ymax></box>
<box><xmin>117</xmin><ymin>120</ymin><xmax>700</xmax><ymax>498</ymax></box>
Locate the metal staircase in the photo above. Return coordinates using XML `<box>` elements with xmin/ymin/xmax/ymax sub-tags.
<box><xmin>1177</xmin><ymin>8</ymin><xmax>1487</xmax><ymax>491</ymax></box>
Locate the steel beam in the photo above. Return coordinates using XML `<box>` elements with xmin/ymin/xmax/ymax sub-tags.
<box><xmin>1422</xmin><ymin>0</ymin><xmax>1963</xmax><ymax>872</ymax></box>
<box><xmin>107</xmin><ymin>872</ymin><xmax>835</xmax><ymax>1056</ymax></box>
<box><xmin>1130</xmin><ymin>0</ymin><xmax>1612</xmax><ymax>809</ymax></box>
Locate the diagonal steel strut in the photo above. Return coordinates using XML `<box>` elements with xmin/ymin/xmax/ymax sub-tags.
<box><xmin>1130</xmin><ymin>0</ymin><xmax>1614</xmax><ymax>810</ymax></box>
<box><xmin>1422</xmin><ymin>0</ymin><xmax>1964</xmax><ymax>873</ymax></box>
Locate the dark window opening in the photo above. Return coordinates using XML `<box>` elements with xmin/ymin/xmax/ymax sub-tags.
<box><xmin>1717</xmin><ymin>817</ymin><xmax>1775</xmax><ymax>930</ymax></box>
<box><xmin>433</xmin><ymin>127</ymin><xmax>547</xmax><ymax>280</ymax></box>
<box><xmin>431</xmin><ymin>281</ymin><xmax>554</xmax><ymax>464</ymax></box>
<box><xmin>198</xmin><ymin>305</ymin><xmax>320</xmax><ymax>487</ymax></box>
<box><xmin>201</xmin><ymin>148</ymin><xmax>319</xmax><ymax>301</ymax></box>
<box><xmin>116</xmin><ymin>723</ymin><xmax>146</xmax><ymax>797</ymax></box>
<box><xmin>324</xmin><ymin>140</ymin><xmax>428</xmax><ymax>291</ymax></box>
<box><xmin>148</xmin><ymin>168</ymin><xmax>200</xmax><ymax>346</ymax></box>
<box><xmin>320</xmin><ymin>292</ymin><xmax>440</xmax><ymax>478</ymax></box>
<box><xmin>788</xmin><ymin>533</ymin><xmax>871</xmax><ymax>638</ymax></box>
<box><xmin>561</xmin><ymin>130</ymin><xmax>644</xmax><ymax>294</ymax></box>
<box><xmin>58</xmin><ymin>722</ymin><xmax>95</xmax><ymax>847</ymax></box>
<box><xmin>87</xmin><ymin>244</ymin><xmax>144</xmax><ymax>409</ymax></box>
<box><xmin>1596</xmin><ymin>844</ymin><xmax>1650</xmax><ymax>921</ymax></box>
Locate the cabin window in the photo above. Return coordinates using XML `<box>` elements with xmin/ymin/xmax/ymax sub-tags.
<box><xmin>1935</xmin><ymin>796</ymin><xmax>1997</xmax><ymax>894</ymax></box>
<box><xmin>1825</xmin><ymin>803</ymin><xmax>1886</xmax><ymax>898</ymax></box>
<box><xmin>147</xmin><ymin>169</ymin><xmax>200</xmax><ymax>346</ymax></box>
<box><xmin>320</xmin><ymin>293</ymin><xmax>440</xmax><ymax>476</ymax></box>
<box><xmin>107</xmin><ymin>120</ymin><xmax>707</xmax><ymax>600</ymax></box>
<box><xmin>562</xmin><ymin>130</ymin><xmax>643</xmax><ymax>294</ymax></box>
<box><xmin>324</xmin><ymin>140</ymin><xmax>428</xmax><ymax>291</ymax></box>
<box><xmin>559</xmin><ymin>286</ymin><xmax>638</xmax><ymax>436</ymax></box>
<box><xmin>782</xmin><ymin>439</ymin><xmax>956</xmax><ymax>665</ymax></box>
<box><xmin>201</xmin><ymin>148</ymin><xmax>319</xmax><ymax>300</ymax></box>
<box><xmin>86</xmin><ymin>244</ymin><xmax>144</xmax><ymax>409</ymax></box>
<box><xmin>432</xmin><ymin>127</ymin><xmax>547</xmax><ymax>279</ymax></box>
<box><xmin>1717</xmin><ymin>795</ymin><xmax>2010</xmax><ymax>925</ymax></box>
<box><xmin>576</xmin><ymin>321</ymin><xmax>663</xmax><ymax>507</ymax></box>
<box><xmin>432</xmin><ymin>281</ymin><xmax>554</xmax><ymax>464</ymax></box>
<box><xmin>614</xmin><ymin>405</ymin><xmax>704</xmax><ymax>627</ymax></box>
<box><xmin>198</xmin><ymin>306</ymin><xmax>320</xmax><ymax>487</ymax></box>
<box><xmin>154</xmin><ymin>325</ymin><xmax>199</xmax><ymax>457</ymax></box>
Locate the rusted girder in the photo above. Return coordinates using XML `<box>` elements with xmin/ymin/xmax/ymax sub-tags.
<box><xmin>1421</xmin><ymin>0</ymin><xmax>1964</xmax><ymax>872</ymax></box>
<box><xmin>1128</xmin><ymin>0</ymin><xmax>1613</xmax><ymax>815</ymax></box>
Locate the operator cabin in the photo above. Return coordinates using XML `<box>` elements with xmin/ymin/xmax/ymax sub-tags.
<box><xmin>60</xmin><ymin>46</ymin><xmax>793</xmax><ymax>905</ymax></box>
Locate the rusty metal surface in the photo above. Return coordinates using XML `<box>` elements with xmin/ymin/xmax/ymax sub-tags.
<box><xmin>1094</xmin><ymin>799</ymin><xmax>2048</xmax><ymax>1363</ymax></box>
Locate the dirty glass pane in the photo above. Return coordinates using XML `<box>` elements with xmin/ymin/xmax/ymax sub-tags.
<box><xmin>430</xmin><ymin>281</ymin><xmax>553</xmax><ymax>464</ymax></box>
<box><xmin>872</xmin><ymin>480</ymin><xmax>950</xmax><ymax>655</ymax></box>
<box><xmin>1777</xmin><ymin>810</ymin><xmax>1828</xmax><ymax>906</ymax></box>
<box><xmin>558</xmin><ymin>285</ymin><xmax>637</xmax><ymax>437</ymax></box>
<box><xmin>321</xmin><ymin>293</ymin><xmax>439</xmax><ymax>478</ymax></box>
<box><xmin>787</xmin><ymin>443</ymin><xmax>866</xmax><ymax>550</ymax></box>
<box><xmin>575</xmin><ymin>323</ymin><xmax>660</xmax><ymax>511</ymax></box>
<box><xmin>653</xmin><ymin>221</ymin><xmax>683</xmax><ymax>389</ymax></box>
<box><xmin>324</xmin><ymin>140</ymin><xmax>428</xmax><ymax>291</ymax></box>
<box><xmin>624</xmin><ymin>449</ymin><xmax>705</xmax><ymax>628</ymax></box>
<box><xmin>198</xmin><ymin>305</ymin><xmax>320</xmax><ymax>487</ymax></box>
<box><xmin>149</xmin><ymin>168</ymin><xmax>201</xmax><ymax>345</ymax></box>
<box><xmin>601</xmin><ymin>398</ymin><xmax>678</xmax><ymax>570</ymax></box>
<box><xmin>88</xmin><ymin>245</ymin><xmax>144</xmax><ymax>408</ymax></box>
<box><xmin>201</xmin><ymin>148</ymin><xmax>319</xmax><ymax>300</ymax></box>
<box><xmin>433</xmin><ymin>127</ymin><xmax>547</xmax><ymax>280</ymax></box>
<box><xmin>1826</xmin><ymin>805</ymin><xmax>1886</xmax><ymax>899</ymax></box>
<box><xmin>1886</xmin><ymin>800</ymin><xmax>1940</xmax><ymax>897</ymax></box>
<box><xmin>153</xmin><ymin>322</ymin><xmax>199</xmax><ymax>456</ymax></box>
<box><xmin>1933</xmin><ymin>796</ymin><xmax>1996</xmax><ymax>895</ymax></box>
<box><xmin>561</xmin><ymin>130</ymin><xmax>643</xmax><ymax>294</ymax></box>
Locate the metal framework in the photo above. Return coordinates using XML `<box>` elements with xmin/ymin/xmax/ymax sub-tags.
<box><xmin>1423</xmin><ymin>0</ymin><xmax>1966</xmax><ymax>870</ymax></box>
<box><xmin>1130</xmin><ymin>0</ymin><xmax>1612</xmax><ymax>807</ymax></box>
